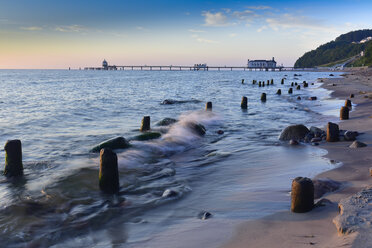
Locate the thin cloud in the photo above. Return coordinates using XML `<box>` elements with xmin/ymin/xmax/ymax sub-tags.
<box><xmin>265</xmin><ymin>14</ymin><xmax>328</xmax><ymax>31</ymax></box>
<box><xmin>246</xmin><ymin>6</ymin><xmax>272</xmax><ymax>10</ymax></box>
<box><xmin>188</xmin><ymin>29</ymin><xmax>205</xmax><ymax>33</ymax></box>
<box><xmin>191</xmin><ymin>34</ymin><xmax>218</xmax><ymax>44</ymax></box>
<box><xmin>233</xmin><ymin>10</ymin><xmax>257</xmax><ymax>21</ymax></box>
<box><xmin>20</xmin><ymin>26</ymin><xmax>43</xmax><ymax>31</ymax></box>
<box><xmin>202</xmin><ymin>11</ymin><xmax>230</xmax><ymax>27</ymax></box>
<box><xmin>55</xmin><ymin>25</ymin><xmax>86</xmax><ymax>33</ymax></box>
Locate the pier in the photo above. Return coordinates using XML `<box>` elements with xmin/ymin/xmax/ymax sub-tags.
<box><xmin>84</xmin><ymin>65</ymin><xmax>310</xmax><ymax>71</ymax></box>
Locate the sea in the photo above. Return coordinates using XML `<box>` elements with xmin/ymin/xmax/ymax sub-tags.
<box><xmin>0</xmin><ymin>69</ymin><xmax>344</xmax><ymax>247</ymax></box>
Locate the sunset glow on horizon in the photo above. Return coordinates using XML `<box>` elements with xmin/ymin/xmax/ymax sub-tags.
<box><xmin>1</xmin><ymin>0</ymin><xmax>372</xmax><ymax>69</ymax></box>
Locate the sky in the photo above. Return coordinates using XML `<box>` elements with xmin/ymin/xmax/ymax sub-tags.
<box><xmin>0</xmin><ymin>0</ymin><xmax>372</xmax><ymax>69</ymax></box>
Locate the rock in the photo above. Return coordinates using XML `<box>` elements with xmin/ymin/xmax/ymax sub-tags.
<box><xmin>333</xmin><ymin>186</ymin><xmax>372</xmax><ymax>235</ymax></box>
<box><xmin>291</xmin><ymin>177</ymin><xmax>314</xmax><ymax>213</ymax></box>
<box><xmin>329</xmin><ymin>74</ymin><xmax>334</xmax><ymax>76</ymax></box>
<box><xmin>304</xmin><ymin>132</ymin><xmax>314</xmax><ymax>143</ymax></box>
<box><xmin>4</xmin><ymin>140</ymin><xmax>23</xmax><ymax>177</ymax></box>
<box><xmin>99</xmin><ymin>148</ymin><xmax>120</xmax><ymax>194</ymax></box>
<box><xmin>311</xmin><ymin>137</ymin><xmax>322</xmax><ymax>143</ymax></box>
<box><xmin>241</xmin><ymin>96</ymin><xmax>248</xmax><ymax>109</ymax></box>
<box><xmin>198</xmin><ymin>211</ymin><xmax>212</xmax><ymax>220</ymax></box>
<box><xmin>161</xmin><ymin>99</ymin><xmax>176</xmax><ymax>105</ymax></box>
<box><xmin>91</xmin><ymin>137</ymin><xmax>130</xmax><ymax>153</ymax></box>
<box><xmin>187</xmin><ymin>122</ymin><xmax>206</xmax><ymax>136</ymax></box>
<box><xmin>156</xmin><ymin>118</ymin><xmax>177</xmax><ymax>126</ymax></box>
<box><xmin>140</xmin><ymin>116</ymin><xmax>151</xmax><ymax>132</ymax></box>
<box><xmin>162</xmin><ymin>189</ymin><xmax>178</xmax><ymax>197</ymax></box>
<box><xmin>326</xmin><ymin>122</ymin><xmax>339</xmax><ymax>142</ymax></box>
<box><xmin>344</xmin><ymin>131</ymin><xmax>357</xmax><ymax>141</ymax></box>
<box><xmin>350</xmin><ymin>94</ymin><xmax>354</xmax><ymax>98</ymax></box>
<box><xmin>206</xmin><ymin>102</ymin><xmax>212</xmax><ymax>110</ymax></box>
<box><xmin>311</xmin><ymin>142</ymin><xmax>319</xmax><ymax>146</ymax></box>
<box><xmin>310</xmin><ymin>126</ymin><xmax>324</xmax><ymax>137</ymax></box>
<box><xmin>132</xmin><ymin>132</ymin><xmax>161</xmax><ymax>141</ymax></box>
<box><xmin>309</xmin><ymin>96</ymin><xmax>317</xmax><ymax>100</ymax></box>
<box><xmin>289</xmin><ymin>139</ymin><xmax>299</xmax><ymax>145</ymax></box>
<box><xmin>279</xmin><ymin>124</ymin><xmax>310</xmax><ymax>141</ymax></box>
<box><xmin>297</xmin><ymin>96</ymin><xmax>301</xmax><ymax>100</ymax></box>
<box><xmin>216</xmin><ymin>130</ymin><xmax>224</xmax><ymax>135</ymax></box>
<box><xmin>349</xmin><ymin>141</ymin><xmax>367</xmax><ymax>148</ymax></box>
<box><xmin>313</xmin><ymin>179</ymin><xmax>342</xmax><ymax>199</ymax></box>
<box><xmin>340</xmin><ymin>107</ymin><xmax>349</xmax><ymax>120</ymax></box>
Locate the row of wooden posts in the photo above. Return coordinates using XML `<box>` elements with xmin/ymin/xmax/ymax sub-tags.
<box><xmin>1</xmin><ymin>77</ymin><xmax>355</xmax><ymax>212</ymax></box>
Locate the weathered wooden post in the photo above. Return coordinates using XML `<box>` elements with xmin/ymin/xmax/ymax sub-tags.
<box><xmin>271</xmin><ymin>79</ymin><xmax>274</xmax><ymax>85</ymax></box>
<box><xmin>291</xmin><ymin>177</ymin><xmax>314</xmax><ymax>213</ymax></box>
<box><xmin>340</xmin><ymin>106</ymin><xmax>349</xmax><ymax>120</ymax></box>
<box><xmin>259</xmin><ymin>81</ymin><xmax>262</xmax><ymax>87</ymax></box>
<box><xmin>276</xmin><ymin>89</ymin><xmax>281</xmax><ymax>95</ymax></box>
<box><xmin>288</xmin><ymin>88</ymin><xmax>293</xmax><ymax>94</ymax></box>
<box><xmin>241</xmin><ymin>96</ymin><xmax>248</xmax><ymax>109</ymax></box>
<box><xmin>4</xmin><ymin>140</ymin><xmax>23</xmax><ymax>177</ymax></box>
<box><xmin>296</xmin><ymin>85</ymin><xmax>301</xmax><ymax>90</ymax></box>
<box><xmin>99</xmin><ymin>148</ymin><xmax>120</xmax><ymax>194</ymax></box>
<box><xmin>261</xmin><ymin>93</ymin><xmax>266</xmax><ymax>102</ymax></box>
<box><xmin>206</xmin><ymin>101</ymin><xmax>212</xmax><ymax>111</ymax></box>
<box><xmin>241</xmin><ymin>79</ymin><xmax>244</xmax><ymax>84</ymax></box>
<box><xmin>281</xmin><ymin>78</ymin><xmax>284</xmax><ymax>84</ymax></box>
<box><xmin>291</xmin><ymin>82</ymin><xmax>294</xmax><ymax>87</ymax></box>
<box><xmin>345</xmin><ymin>99</ymin><xmax>352</xmax><ymax>109</ymax></box>
<box><xmin>350</xmin><ymin>94</ymin><xmax>354</xmax><ymax>98</ymax></box>
<box><xmin>140</xmin><ymin>116</ymin><xmax>151</xmax><ymax>131</ymax></box>
<box><xmin>326</xmin><ymin>122</ymin><xmax>339</xmax><ymax>142</ymax></box>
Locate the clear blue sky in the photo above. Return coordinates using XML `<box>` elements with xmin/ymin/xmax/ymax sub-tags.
<box><xmin>1</xmin><ymin>0</ymin><xmax>372</xmax><ymax>68</ymax></box>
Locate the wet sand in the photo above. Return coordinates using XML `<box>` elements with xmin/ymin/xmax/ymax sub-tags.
<box><xmin>222</xmin><ymin>68</ymin><xmax>372</xmax><ymax>248</ymax></box>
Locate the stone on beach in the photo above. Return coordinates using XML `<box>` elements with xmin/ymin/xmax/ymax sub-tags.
<box><xmin>140</xmin><ymin>116</ymin><xmax>151</xmax><ymax>132</ymax></box>
<box><xmin>340</xmin><ymin>106</ymin><xmax>349</xmax><ymax>120</ymax></box>
<box><xmin>279</xmin><ymin>124</ymin><xmax>310</xmax><ymax>141</ymax></box>
<box><xmin>132</xmin><ymin>132</ymin><xmax>161</xmax><ymax>141</ymax></box>
<box><xmin>90</xmin><ymin>137</ymin><xmax>130</xmax><ymax>153</ymax></box>
<box><xmin>312</xmin><ymin>178</ymin><xmax>342</xmax><ymax>199</ymax></box>
<box><xmin>291</xmin><ymin>177</ymin><xmax>314</xmax><ymax>213</ymax></box>
<box><xmin>99</xmin><ymin>148</ymin><xmax>120</xmax><ymax>194</ymax></box>
<box><xmin>349</xmin><ymin>141</ymin><xmax>367</xmax><ymax>148</ymax></box>
<box><xmin>187</xmin><ymin>122</ymin><xmax>206</xmax><ymax>136</ymax></box>
<box><xmin>241</xmin><ymin>96</ymin><xmax>248</xmax><ymax>109</ymax></box>
<box><xmin>4</xmin><ymin>139</ymin><xmax>23</xmax><ymax>177</ymax></box>
<box><xmin>326</xmin><ymin>122</ymin><xmax>339</xmax><ymax>142</ymax></box>
<box><xmin>198</xmin><ymin>211</ymin><xmax>212</xmax><ymax>220</ymax></box>
<box><xmin>156</xmin><ymin>118</ymin><xmax>177</xmax><ymax>126</ymax></box>
<box><xmin>289</xmin><ymin>139</ymin><xmax>299</xmax><ymax>145</ymax></box>
<box><xmin>344</xmin><ymin>131</ymin><xmax>357</xmax><ymax>141</ymax></box>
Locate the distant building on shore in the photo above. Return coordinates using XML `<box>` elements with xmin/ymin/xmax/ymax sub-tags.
<box><xmin>247</xmin><ymin>58</ymin><xmax>277</xmax><ymax>68</ymax></box>
<box><xmin>102</xmin><ymin>59</ymin><xmax>108</xmax><ymax>70</ymax></box>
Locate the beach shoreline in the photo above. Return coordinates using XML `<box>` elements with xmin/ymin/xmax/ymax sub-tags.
<box><xmin>222</xmin><ymin>67</ymin><xmax>372</xmax><ymax>248</ymax></box>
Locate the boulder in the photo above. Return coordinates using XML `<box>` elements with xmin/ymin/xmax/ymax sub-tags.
<box><xmin>279</xmin><ymin>124</ymin><xmax>310</xmax><ymax>141</ymax></box>
<box><xmin>91</xmin><ymin>137</ymin><xmax>130</xmax><ymax>153</ymax></box>
<box><xmin>156</xmin><ymin>118</ymin><xmax>177</xmax><ymax>126</ymax></box>
<box><xmin>349</xmin><ymin>141</ymin><xmax>367</xmax><ymax>148</ymax></box>
<box><xmin>344</xmin><ymin>131</ymin><xmax>357</xmax><ymax>141</ymax></box>
<box><xmin>310</xmin><ymin>126</ymin><xmax>324</xmax><ymax>136</ymax></box>
<box><xmin>309</xmin><ymin>96</ymin><xmax>317</xmax><ymax>100</ymax></box>
<box><xmin>216</xmin><ymin>130</ymin><xmax>224</xmax><ymax>135</ymax></box>
<box><xmin>313</xmin><ymin>178</ymin><xmax>342</xmax><ymax>199</ymax></box>
<box><xmin>187</xmin><ymin>122</ymin><xmax>206</xmax><ymax>136</ymax></box>
<box><xmin>289</xmin><ymin>139</ymin><xmax>299</xmax><ymax>145</ymax></box>
<box><xmin>132</xmin><ymin>132</ymin><xmax>161</xmax><ymax>141</ymax></box>
<box><xmin>198</xmin><ymin>211</ymin><xmax>212</xmax><ymax>220</ymax></box>
<box><xmin>162</xmin><ymin>189</ymin><xmax>178</xmax><ymax>198</ymax></box>
<box><xmin>311</xmin><ymin>137</ymin><xmax>322</xmax><ymax>143</ymax></box>
<box><xmin>304</xmin><ymin>132</ymin><xmax>314</xmax><ymax>143</ymax></box>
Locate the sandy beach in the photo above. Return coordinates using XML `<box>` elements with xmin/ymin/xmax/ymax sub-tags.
<box><xmin>222</xmin><ymin>68</ymin><xmax>372</xmax><ymax>248</ymax></box>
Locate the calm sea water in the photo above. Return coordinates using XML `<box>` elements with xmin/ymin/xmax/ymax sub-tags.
<box><xmin>0</xmin><ymin>70</ymin><xmax>343</xmax><ymax>247</ymax></box>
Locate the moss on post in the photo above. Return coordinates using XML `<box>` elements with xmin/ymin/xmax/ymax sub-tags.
<box><xmin>140</xmin><ymin>116</ymin><xmax>151</xmax><ymax>132</ymax></box>
<box><xmin>4</xmin><ymin>140</ymin><xmax>23</xmax><ymax>177</ymax></box>
<box><xmin>291</xmin><ymin>177</ymin><xmax>314</xmax><ymax>213</ymax></box>
<box><xmin>99</xmin><ymin>148</ymin><xmax>120</xmax><ymax>194</ymax></box>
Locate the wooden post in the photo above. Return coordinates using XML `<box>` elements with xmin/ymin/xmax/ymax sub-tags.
<box><xmin>99</xmin><ymin>148</ymin><xmax>119</xmax><ymax>194</ymax></box>
<box><xmin>206</xmin><ymin>102</ymin><xmax>212</xmax><ymax>110</ymax></box>
<box><xmin>340</xmin><ymin>107</ymin><xmax>349</xmax><ymax>120</ymax></box>
<box><xmin>261</xmin><ymin>93</ymin><xmax>267</xmax><ymax>102</ymax></box>
<box><xmin>4</xmin><ymin>140</ymin><xmax>23</xmax><ymax>177</ymax></box>
<box><xmin>140</xmin><ymin>116</ymin><xmax>151</xmax><ymax>131</ymax></box>
<box><xmin>241</xmin><ymin>96</ymin><xmax>248</xmax><ymax>109</ymax></box>
<box><xmin>291</xmin><ymin>177</ymin><xmax>314</xmax><ymax>213</ymax></box>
